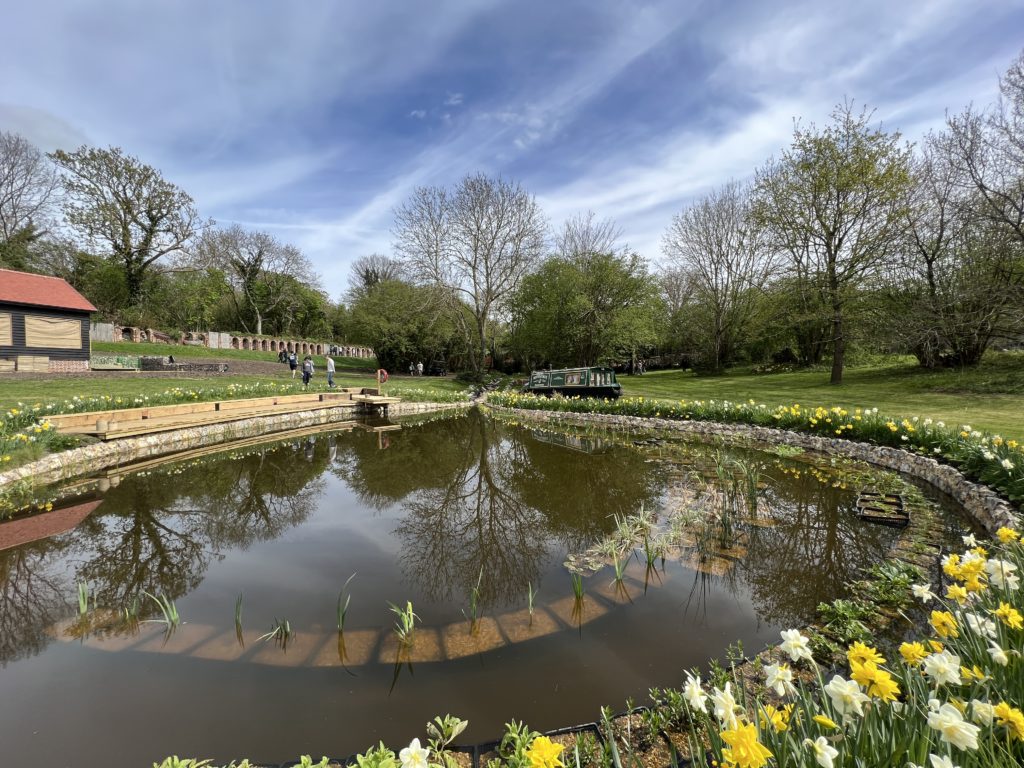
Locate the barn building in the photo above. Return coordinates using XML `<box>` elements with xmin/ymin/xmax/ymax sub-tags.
<box><xmin>0</xmin><ymin>268</ymin><xmax>97</xmax><ymax>373</ymax></box>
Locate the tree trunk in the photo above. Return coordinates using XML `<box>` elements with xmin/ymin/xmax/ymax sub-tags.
<box><xmin>830</xmin><ymin>306</ymin><xmax>844</xmax><ymax>384</ymax></box>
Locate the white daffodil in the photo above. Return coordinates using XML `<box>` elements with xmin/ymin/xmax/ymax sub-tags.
<box><xmin>970</xmin><ymin>700</ymin><xmax>995</xmax><ymax>726</ymax></box>
<box><xmin>764</xmin><ymin>662</ymin><xmax>797</xmax><ymax>698</ymax></box>
<box><xmin>986</xmin><ymin>559</ymin><xmax>1020</xmax><ymax>591</ymax></box>
<box><xmin>988</xmin><ymin>642</ymin><xmax>1009</xmax><ymax>667</ymax></box>
<box><xmin>804</xmin><ymin>736</ymin><xmax>839</xmax><ymax>768</ymax></box>
<box><xmin>962</xmin><ymin>534</ymin><xmax>978</xmax><ymax>548</ymax></box>
<box><xmin>682</xmin><ymin>672</ymin><xmax>708</xmax><ymax>712</ymax></box>
<box><xmin>912</xmin><ymin>583</ymin><xmax>936</xmax><ymax>603</ymax></box>
<box><xmin>779</xmin><ymin>629</ymin><xmax>813</xmax><ymax>662</ymax></box>
<box><xmin>927</xmin><ymin>703</ymin><xmax>980</xmax><ymax>751</ymax></box>
<box><xmin>710</xmin><ymin>683</ymin><xmax>740</xmax><ymax>729</ymax></box>
<box><xmin>963</xmin><ymin>612</ymin><xmax>997</xmax><ymax>639</ymax></box>
<box><xmin>928</xmin><ymin>754</ymin><xmax>958</xmax><ymax>768</ymax></box>
<box><xmin>1002</xmin><ymin>458</ymin><xmax>1016</xmax><ymax>470</ymax></box>
<box><xmin>922</xmin><ymin>651</ymin><xmax>962</xmax><ymax>687</ymax></box>
<box><xmin>399</xmin><ymin>739</ymin><xmax>430</xmax><ymax>768</ymax></box>
<box><xmin>824</xmin><ymin>675</ymin><xmax>869</xmax><ymax>719</ymax></box>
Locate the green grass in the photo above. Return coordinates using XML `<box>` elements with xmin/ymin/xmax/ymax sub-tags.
<box><xmin>92</xmin><ymin>340</ymin><xmax>378</xmax><ymax>370</ymax></box>
<box><xmin>0</xmin><ymin>371</ymin><xmax>467</xmax><ymax>412</ymax></box>
<box><xmin>619</xmin><ymin>353</ymin><xmax>1024</xmax><ymax>439</ymax></box>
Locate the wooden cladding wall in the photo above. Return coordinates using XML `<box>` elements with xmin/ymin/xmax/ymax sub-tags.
<box><xmin>0</xmin><ymin>304</ymin><xmax>90</xmax><ymax>361</ymax></box>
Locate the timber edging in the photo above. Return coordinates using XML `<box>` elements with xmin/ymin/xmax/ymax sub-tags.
<box><xmin>485</xmin><ymin>404</ymin><xmax>1020</xmax><ymax>533</ymax></box>
<box><xmin>0</xmin><ymin>401</ymin><xmax>470</xmax><ymax>491</ymax></box>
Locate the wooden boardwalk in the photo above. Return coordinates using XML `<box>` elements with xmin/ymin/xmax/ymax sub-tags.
<box><xmin>48</xmin><ymin>389</ymin><xmax>400</xmax><ymax>440</ymax></box>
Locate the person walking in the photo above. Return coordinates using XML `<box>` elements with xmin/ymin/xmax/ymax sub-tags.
<box><xmin>302</xmin><ymin>355</ymin><xmax>314</xmax><ymax>388</ymax></box>
<box><xmin>409</xmin><ymin>362</ymin><xmax>415</xmax><ymax>377</ymax></box>
<box><xmin>288</xmin><ymin>350</ymin><xmax>298</xmax><ymax>378</ymax></box>
<box><xmin>325</xmin><ymin>355</ymin><xmax>336</xmax><ymax>388</ymax></box>
<box><xmin>416</xmin><ymin>361</ymin><xmax>424</xmax><ymax>376</ymax></box>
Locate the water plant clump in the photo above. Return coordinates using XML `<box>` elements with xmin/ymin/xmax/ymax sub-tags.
<box><xmin>389</xmin><ymin>601</ymin><xmax>418</xmax><ymax>646</ymax></box>
<box><xmin>337</xmin><ymin>572</ymin><xmax>356</xmax><ymax>631</ymax></box>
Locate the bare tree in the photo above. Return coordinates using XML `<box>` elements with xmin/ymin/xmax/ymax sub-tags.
<box><xmin>394</xmin><ymin>173</ymin><xmax>547</xmax><ymax>378</ymax></box>
<box><xmin>0</xmin><ymin>131</ymin><xmax>60</xmax><ymax>244</ymax></box>
<box><xmin>554</xmin><ymin>210</ymin><xmax>623</xmax><ymax>262</ymax></box>
<box><xmin>49</xmin><ymin>145</ymin><xmax>206</xmax><ymax>305</ymax></box>
<box><xmin>885</xmin><ymin>129</ymin><xmax>1024</xmax><ymax>366</ymax></box>
<box><xmin>193</xmin><ymin>224</ymin><xmax>318</xmax><ymax>335</ymax></box>
<box><xmin>946</xmin><ymin>49</ymin><xmax>1024</xmax><ymax>243</ymax></box>
<box><xmin>346</xmin><ymin>253</ymin><xmax>404</xmax><ymax>301</ymax></box>
<box><xmin>662</xmin><ymin>181</ymin><xmax>774</xmax><ymax>371</ymax></box>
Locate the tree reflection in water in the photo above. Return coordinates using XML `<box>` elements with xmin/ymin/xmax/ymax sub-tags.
<box><xmin>0</xmin><ymin>409</ymin><xmax>925</xmax><ymax>670</ymax></box>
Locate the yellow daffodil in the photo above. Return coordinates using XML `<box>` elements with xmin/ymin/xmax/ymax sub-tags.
<box><xmin>899</xmin><ymin>641</ymin><xmax>927</xmax><ymax>665</ymax></box>
<box><xmin>720</xmin><ymin>722</ymin><xmax>773</xmax><ymax>768</ymax></box>
<box><xmin>994</xmin><ymin>702</ymin><xmax>1024</xmax><ymax>741</ymax></box>
<box><xmin>759</xmin><ymin>704</ymin><xmax>793</xmax><ymax>733</ymax></box>
<box><xmin>525</xmin><ymin>736</ymin><xmax>564</xmax><ymax>768</ymax></box>
<box><xmin>946</xmin><ymin>584</ymin><xmax>969</xmax><ymax>605</ymax></box>
<box><xmin>847</xmin><ymin>641</ymin><xmax>885</xmax><ymax>668</ymax></box>
<box><xmin>993</xmin><ymin>602</ymin><xmax>1023</xmax><ymax>630</ymax></box>
<box><xmin>997</xmin><ymin>527</ymin><xmax>1020</xmax><ymax>543</ymax></box>
<box><xmin>812</xmin><ymin>714</ymin><xmax>839</xmax><ymax>730</ymax></box>
<box><xmin>931</xmin><ymin>611</ymin><xmax>959</xmax><ymax>638</ymax></box>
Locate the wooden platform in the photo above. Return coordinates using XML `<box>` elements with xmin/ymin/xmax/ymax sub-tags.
<box><xmin>49</xmin><ymin>389</ymin><xmax>399</xmax><ymax>441</ymax></box>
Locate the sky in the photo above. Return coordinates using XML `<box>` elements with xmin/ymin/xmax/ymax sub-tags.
<box><xmin>3</xmin><ymin>0</ymin><xmax>1023</xmax><ymax>298</ymax></box>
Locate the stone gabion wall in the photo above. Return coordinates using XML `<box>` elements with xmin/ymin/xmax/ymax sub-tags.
<box><xmin>48</xmin><ymin>359</ymin><xmax>89</xmax><ymax>373</ymax></box>
<box><xmin>0</xmin><ymin>401</ymin><xmax>470</xmax><ymax>491</ymax></box>
<box><xmin>487</xmin><ymin>405</ymin><xmax>1020</xmax><ymax>534</ymax></box>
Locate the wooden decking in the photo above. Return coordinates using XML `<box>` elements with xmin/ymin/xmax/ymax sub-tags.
<box><xmin>49</xmin><ymin>389</ymin><xmax>400</xmax><ymax>440</ymax></box>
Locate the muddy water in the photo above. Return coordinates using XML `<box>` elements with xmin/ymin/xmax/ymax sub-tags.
<box><xmin>0</xmin><ymin>409</ymin><xmax>960</xmax><ymax>766</ymax></box>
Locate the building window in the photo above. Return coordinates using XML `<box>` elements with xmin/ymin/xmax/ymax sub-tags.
<box><xmin>0</xmin><ymin>313</ymin><xmax>11</xmax><ymax>346</ymax></box>
<box><xmin>24</xmin><ymin>315</ymin><xmax>82</xmax><ymax>349</ymax></box>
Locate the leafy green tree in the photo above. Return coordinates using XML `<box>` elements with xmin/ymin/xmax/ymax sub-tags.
<box><xmin>754</xmin><ymin>103</ymin><xmax>913</xmax><ymax>383</ymax></box>
<box><xmin>348</xmin><ymin>279</ymin><xmax>456</xmax><ymax>371</ymax></box>
<box><xmin>149</xmin><ymin>268</ymin><xmax>232</xmax><ymax>333</ymax></box>
<box><xmin>509</xmin><ymin>251</ymin><xmax>662</xmax><ymax>368</ymax></box>
<box><xmin>49</xmin><ymin>145</ymin><xmax>206</xmax><ymax>306</ymax></box>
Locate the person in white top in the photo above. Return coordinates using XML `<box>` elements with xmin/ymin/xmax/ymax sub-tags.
<box><xmin>325</xmin><ymin>355</ymin><xmax>336</xmax><ymax>388</ymax></box>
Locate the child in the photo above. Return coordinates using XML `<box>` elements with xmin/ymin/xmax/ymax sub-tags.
<box><xmin>302</xmin><ymin>355</ymin><xmax>314</xmax><ymax>387</ymax></box>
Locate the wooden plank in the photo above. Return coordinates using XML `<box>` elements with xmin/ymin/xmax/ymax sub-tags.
<box><xmin>0</xmin><ymin>359</ymin><xmax>16</xmax><ymax>372</ymax></box>
<box><xmin>94</xmin><ymin>400</ymin><xmax>359</xmax><ymax>440</ymax></box>
<box><xmin>51</xmin><ymin>402</ymin><xmax>218</xmax><ymax>431</ymax></box>
<box><xmin>16</xmin><ymin>355</ymin><xmax>49</xmax><ymax>371</ymax></box>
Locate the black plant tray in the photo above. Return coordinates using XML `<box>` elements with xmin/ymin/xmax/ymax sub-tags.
<box><xmin>856</xmin><ymin>490</ymin><xmax>909</xmax><ymax>527</ymax></box>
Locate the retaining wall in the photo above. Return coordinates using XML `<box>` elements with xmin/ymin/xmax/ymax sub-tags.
<box><xmin>0</xmin><ymin>401</ymin><xmax>470</xmax><ymax>491</ymax></box>
<box><xmin>487</xmin><ymin>405</ymin><xmax>1020</xmax><ymax>533</ymax></box>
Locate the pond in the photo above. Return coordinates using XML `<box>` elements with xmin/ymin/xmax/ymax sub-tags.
<box><xmin>0</xmin><ymin>408</ymin><xmax>966</xmax><ymax>766</ymax></box>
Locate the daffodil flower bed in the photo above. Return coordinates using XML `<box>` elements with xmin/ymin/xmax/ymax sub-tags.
<box><xmin>487</xmin><ymin>393</ymin><xmax>1024</xmax><ymax>504</ymax></box>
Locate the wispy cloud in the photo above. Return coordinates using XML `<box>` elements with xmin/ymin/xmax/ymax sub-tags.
<box><xmin>1</xmin><ymin>0</ymin><xmax>1021</xmax><ymax>295</ymax></box>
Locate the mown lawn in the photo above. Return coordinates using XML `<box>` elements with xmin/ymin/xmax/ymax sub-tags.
<box><xmin>621</xmin><ymin>353</ymin><xmax>1024</xmax><ymax>439</ymax></box>
<box><xmin>91</xmin><ymin>340</ymin><xmax>379</xmax><ymax>370</ymax></box>
<box><xmin>0</xmin><ymin>371</ymin><xmax>467</xmax><ymax>411</ymax></box>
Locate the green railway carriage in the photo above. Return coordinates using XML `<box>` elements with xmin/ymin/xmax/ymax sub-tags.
<box><xmin>523</xmin><ymin>366</ymin><xmax>622</xmax><ymax>399</ymax></box>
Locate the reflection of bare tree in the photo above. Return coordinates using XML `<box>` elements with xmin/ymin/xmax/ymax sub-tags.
<box><xmin>396</xmin><ymin>413</ymin><xmax>551</xmax><ymax>605</ymax></box>
<box><xmin>394</xmin><ymin>411</ymin><xmax>668</xmax><ymax>606</ymax></box>
<box><xmin>0</xmin><ymin>542</ymin><xmax>72</xmax><ymax>666</ymax></box>
<box><xmin>737</xmin><ymin>480</ymin><xmax>898</xmax><ymax>626</ymax></box>
<box><xmin>0</xmin><ymin>440</ymin><xmax>328</xmax><ymax>664</ymax></box>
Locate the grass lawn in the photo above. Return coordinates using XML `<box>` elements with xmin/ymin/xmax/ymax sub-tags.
<box><xmin>91</xmin><ymin>341</ymin><xmax>378</xmax><ymax>370</ymax></box>
<box><xmin>622</xmin><ymin>353</ymin><xmax>1024</xmax><ymax>439</ymax></box>
<box><xmin>0</xmin><ymin>371</ymin><xmax>467</xmax><ymax>411</ymax></box>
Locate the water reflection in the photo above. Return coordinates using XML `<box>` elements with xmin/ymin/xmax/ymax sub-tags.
<box><xmin>0</xmin><ymin>408</ymin><xmax>912</xmax><ymax>670</ymax></box>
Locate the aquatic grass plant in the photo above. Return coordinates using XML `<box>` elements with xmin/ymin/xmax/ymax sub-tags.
<box><xmin>337</xmin><ymin>572</ymin><xmax>356</xmax><ymax>631</ymax></box>
<box><xmin>489</xmin><ymin>392</ymin><xmax>1024</xmax><ymax>504</ymax></box>
<box><xmin>570</xmin><ymin>572</ymin><xmax>585</xmax><ymax>601</ymax></box>
<box><xmin>142</xmin><ymin>590</ymin><xmax>180</xmax><ymax>629</ymax></box>
<box><xmin>76</xmin><ymin>580</ymin><xmax>91</xmax><ymax>616</ymax></box>
<box><xmin>463</xmin><ymin>567</ymin><xmax>484</xmax><ymax>633</ymax></box>
<box><xmin>389</xmin><ymin>601</ymin><xmax>418</xmax><ymax>646</ymax></box>
<box><xmin>257</xmin><ymin>618</ymin><xmax>292</xmax><ymax>646</ymax></box>
<box><xmin>234</xmin><ymin>593</ymin><xmax>244</xmax><ymax>647</ymax></box>
<box><xmin>527</xmin><ymin>581</ymin><xmax>537</xmax><ymax>620</ymax></box>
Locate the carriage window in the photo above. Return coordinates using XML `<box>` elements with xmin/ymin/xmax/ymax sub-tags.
<box><xmin>566</xmin><ymin>373</ymin><xmax>580</xmax><ymax>385</ymax></box>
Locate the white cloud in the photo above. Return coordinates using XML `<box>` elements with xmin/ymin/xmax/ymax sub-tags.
<box><xmin>444</xmin><ymin>92</ymin><xmax>464</xmax><ymax>106</ymax></box>
<box><xmin>409</xmin><ymin>109</ymin><xmax>427</xmax><ymax>119</ymax></box>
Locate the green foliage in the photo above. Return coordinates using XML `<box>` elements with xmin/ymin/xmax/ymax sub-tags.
<box><xmin>354</xmin><ymin>743</ymin><xmax>398</xmax><ymax>768</ymax></box>
<box><xmin>497</xmin><ymin>720</ymin><xmax>541</xmax><ymax>768</ymax></box>
<box><xmin>349</xmin><ymin>279</ymin><xmax>458</xmax><ymax>372</ymax></box>
<box><xmin>509</xmin><ymin>252</ymin><xmax>663</xmax><ymax>368</ymax></box>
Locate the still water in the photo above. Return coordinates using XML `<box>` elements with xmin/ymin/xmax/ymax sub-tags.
<box><xmin>0</xmin><ymin>408</ymin><xmax>954</xmax><ymax>766</ymax></box>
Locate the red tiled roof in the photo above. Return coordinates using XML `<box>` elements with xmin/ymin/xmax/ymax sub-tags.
<box><xmin>0</xmin><ymin>268</ymin><xmax>97</xmax><ymax>312</ymax></box>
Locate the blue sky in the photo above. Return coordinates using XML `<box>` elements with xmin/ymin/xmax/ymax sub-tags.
<box><xmin>3</xmin><ymin>0</ymin><xmax>1023</xmax><ymax>297</ymax></box>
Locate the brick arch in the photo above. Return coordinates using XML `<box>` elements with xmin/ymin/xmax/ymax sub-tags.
<box><xmin>230</xmin><ymin>336</ymin><xmax>240</xmax><ymax>349</ymax></box>
<box><xmin>269</xmin><ymin>340</ymin><xmax>278</xmax><ymax>352</ymax></box>
<box><xmin>315</xmin><ymin>343</ymin><xmax>323</xmax><ymax>355</ymax></box>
